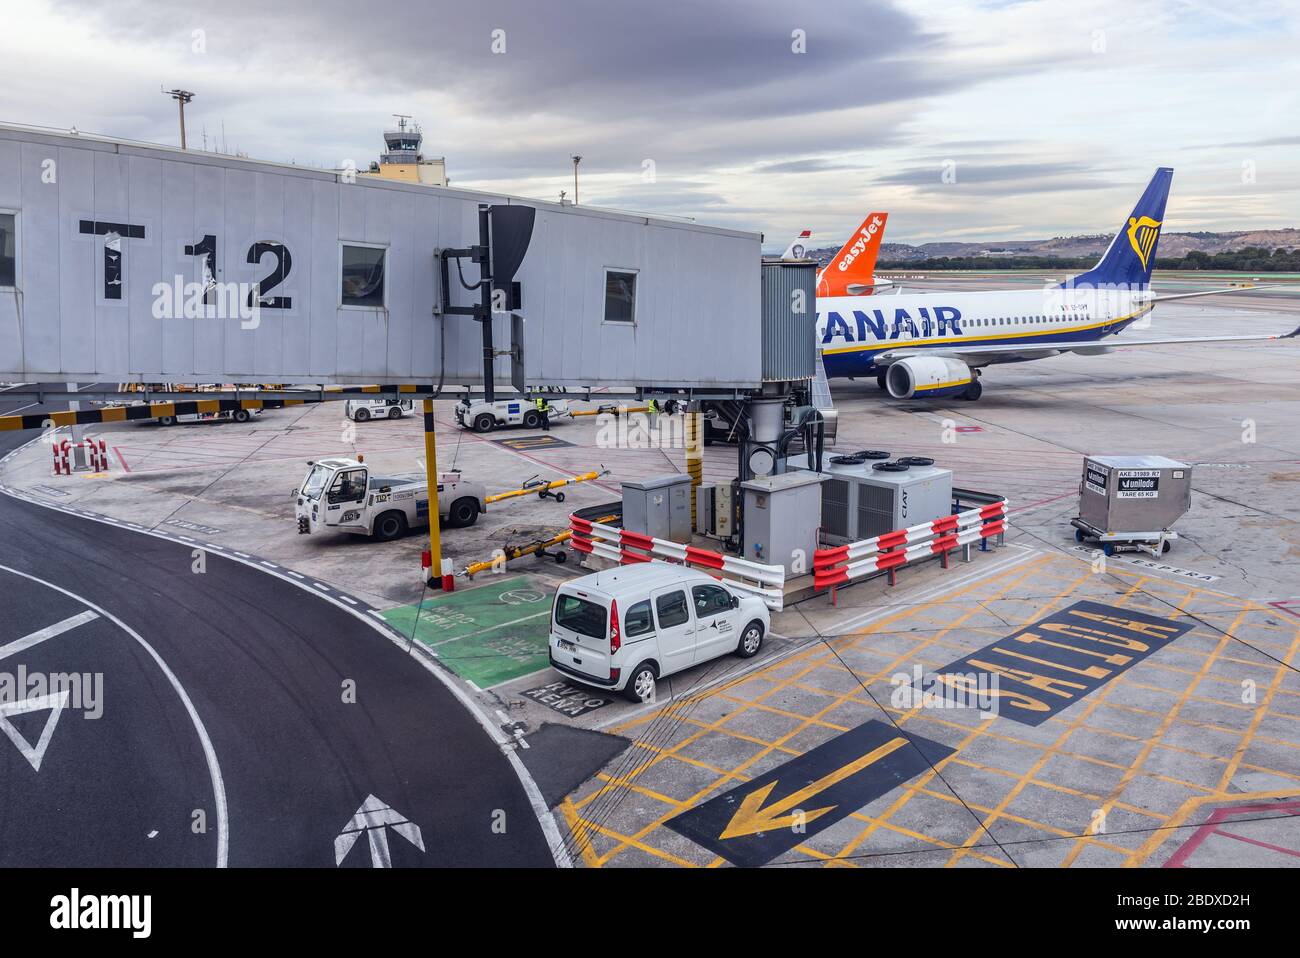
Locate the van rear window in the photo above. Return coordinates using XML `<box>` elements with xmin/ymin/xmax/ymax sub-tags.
<box><xmin>555</xmin><ymin>594</ymin><xmax>606</xmax><ymax>639</ymax></box>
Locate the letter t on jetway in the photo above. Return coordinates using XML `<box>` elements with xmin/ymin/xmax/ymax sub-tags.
<box><xmin>423</xmin><ymin>399</ymin><xmax>444</xmax><ymax>590</ymax></box>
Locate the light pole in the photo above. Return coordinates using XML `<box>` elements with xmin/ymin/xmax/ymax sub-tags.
<box><xmin>163</xmin><ymin>88</ymin><xmax>195</xmax><ymax>149</ymax></box>
<box><xmin>571</xmin><ymin>154</ymin><xmax>582</xmax><ymax>205</ymax></box>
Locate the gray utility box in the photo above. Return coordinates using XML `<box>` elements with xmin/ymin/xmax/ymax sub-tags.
<box><xmin>1079</xmin><ymin>455</ymin><xmax>1192</xmax><ymax>532</ymax></box>
<box><xmin>740</xmin><ymin>471</ymin><xmax>827</xmax><ymax>574</ymax></box>
<box><xmin>623</xmin><ymin>474</ymin><xmax>694</xmax><ymax>544</ymax></box>
<box><xmin>787</xmin><ymin>453</ymin><xmax>953</xmax><ymax>545</ymax></box>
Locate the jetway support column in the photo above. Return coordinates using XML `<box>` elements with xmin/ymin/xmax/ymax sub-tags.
<box><xmin>422</xmin><ymin>399</ymin><xmax>446</xmax><ymax>590</ymax></box>
<box><xmin>686</xmin><ymin>406</ymin><xmax>702</xmax><ymax>529</ymax></box>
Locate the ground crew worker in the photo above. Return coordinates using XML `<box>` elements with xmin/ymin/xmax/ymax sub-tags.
<box><xmin>535</xmin><ymin>395</ymin><xmax>551</xmax><ymax>431</ymax></box>
<box><xmin>647</xmin><ymin>397</ymin><xmax>658</xmax><ymax>430</ymax></box>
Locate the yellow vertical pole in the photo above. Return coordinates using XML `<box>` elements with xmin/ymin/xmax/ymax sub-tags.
<box><xmin>422</xmin><ymin>399</ymin><xmax>443</xmax><ymax>588</ymax></box>
<box><xmin>685</xmin><ymin>407</ymin><xmax>702</xmax><ymax>531</ymax></box>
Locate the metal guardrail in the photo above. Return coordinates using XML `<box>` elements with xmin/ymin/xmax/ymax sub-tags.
<box><xmin>813</xmin><ymin>497</ymin><xmax>1009</xmax><ymax>592</ymax></box>
<box><xmin>569</xmin><ymin>515</ymin><xmax>787</xmax><ymax>610</ymax></box>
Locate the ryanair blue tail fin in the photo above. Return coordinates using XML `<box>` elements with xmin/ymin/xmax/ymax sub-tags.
<box><xmin>1063</xmin><ymin>168</ymin><xmax>1173</xmax><ymax>289</ymax></box>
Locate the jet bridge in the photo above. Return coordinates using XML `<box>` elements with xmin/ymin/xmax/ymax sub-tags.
<box><xmin>0</xmin><ymin>122</ymin><xmax>762</xmax><ymax>393</ymax></box>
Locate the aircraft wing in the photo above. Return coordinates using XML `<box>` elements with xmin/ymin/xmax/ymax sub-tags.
<box><xmin>1145</xmin><ymin>283</ymin><xmax>1280</xmax><ymax>304</ymax></box>
<box><xmin>872</xmin><ymin>323</ymin><xmax>1300</xmax><ymax>365</ymax></box>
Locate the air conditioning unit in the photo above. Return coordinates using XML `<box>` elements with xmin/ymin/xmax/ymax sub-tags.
<box><xmin>787</xmin><ymin>452</ymin><xmax>953</xmax><ymax>546</ymax></box>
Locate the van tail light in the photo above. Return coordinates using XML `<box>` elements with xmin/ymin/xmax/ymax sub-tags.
<box><xmin>609</xmin><ymin>599</ymin><xmax>621</xmax><ymax>655</ymax></box>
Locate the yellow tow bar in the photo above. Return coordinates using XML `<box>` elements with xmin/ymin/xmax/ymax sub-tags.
<box><xmin>484</xmin><ymin>468</ymin><xmax>610</xmax><ymax>505</ymax></box>
<box><xmin>568</xmin><ymin>403</ymin><xmax>648</xmax><ymax>418</ymax></box>
<box><xmin>462</xmin><ymin>513</ymin><xmax>619</xmax><ymax>578</ymax></box>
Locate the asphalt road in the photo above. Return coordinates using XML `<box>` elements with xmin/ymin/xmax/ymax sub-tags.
<box><xmin>0</xmin><ymin>385</ymin><xmax>555</xmax><ymax>867</ymax></box>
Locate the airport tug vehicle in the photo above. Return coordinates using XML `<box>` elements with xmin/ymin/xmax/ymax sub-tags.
<box><xmin>344</xmin><ymin>398</ymin><xmax>414</xmax><ymax>422</ymax></box>
<box><xmin>296</xmin><ymin>457</ymin><xmax>486</xmax><ymax>541</ymax></box>
<box><xmin>454</xmin><ymin>396</ymin><xmax>572</xmax><ymax>433</ymax></box>
<box><xmin>1071</xmin><ymin>455</ymin><xmax>1192</xmax><ymax>556</ymax></box>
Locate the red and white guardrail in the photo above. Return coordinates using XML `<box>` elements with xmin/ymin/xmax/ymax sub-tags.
<box><xmin>813</xmin><ymin>498</ymin><xmax>1008</xmax><ymax>591</ymax></box>
<box><xmin>569</xmin><ymin>515</ymin><xmax>787</xmax><ymax>610</ymax></box>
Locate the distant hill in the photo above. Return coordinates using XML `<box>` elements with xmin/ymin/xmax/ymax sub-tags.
<box><xmin>806</xmin><ymin>228</ymin><xmax>1300</xmax><ymax>266</ymax></box>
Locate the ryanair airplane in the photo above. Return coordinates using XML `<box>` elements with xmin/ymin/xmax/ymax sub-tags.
<box><xmin>816</xmin><ymin>168</ymin><xmax>1298</xmax><ymax>401</ymax></box>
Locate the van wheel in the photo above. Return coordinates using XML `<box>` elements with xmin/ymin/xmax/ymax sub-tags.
<box><xmin>355</xmin><ymin>408</ymin><xmax>370</xmax><ymax>422</ymax></box>
<box><xmin>158</xmin><ymin>416</ymin><xmax>176</xmax><ymax>427</ymax></box>
<box><xmin>232</xmin><ymin>409</ymin><xmax>251</xmax><ymax>423</ymax></box>
<box><xmin>372</xmin><ymin>511</ymin><xmax>408</xmax><ymax>542</ymax></box>
<box><xmin>388</xmin><ymin>406</ymin><xmax>402</xmax><ymax>420</ymax></box>
<box><xmin>624</xmin><ymin>664</ymin><xmax>657</xmax><ymax>703</ymax></box>
<box><xmin>473</xmin><ymin>413</ymin><xmax>495</xmax><ymax>433</ymax></box>
<box><xmin>523</xmin><ymin>410</ymin><xmax>541</xmax><ymax>429</ymax></box>
<box><xmin>447</xmin><ymin>497</ymin><xmax>479</xmax><ymax>528</ymax></box>
<box><xmin>737</xmin><ymin>621</ymin><xmax>764</xmax><ymax>658</ymax></box>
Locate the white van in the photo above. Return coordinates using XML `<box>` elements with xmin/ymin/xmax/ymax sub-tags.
<box><xmin>346</xmin><ymin>398</ymin><xmax>413</xmax><ymax>422</ymax></box>
<box><xmin>549</xmin><ymin>564</ymin><xmax>770</xmax><ymax>703</ymax></box>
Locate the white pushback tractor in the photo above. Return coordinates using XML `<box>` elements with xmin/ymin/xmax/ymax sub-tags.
<box><xmin>455</xmin><ymin>397</ymin><xmax>571</xmax><ymax>433</ymax></box>
<box><xmin>345</xmin><ymin>398</ymin><xmax>413</xmax><ymax>422</ymax></box>
<box><xmin>295</xmin><ymin>457</ymin><xmax>486</xmax><ymax>541</ymax></box>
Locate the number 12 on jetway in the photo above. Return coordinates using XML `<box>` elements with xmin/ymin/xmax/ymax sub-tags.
<box><xmin>77</xmin><ymin>219</ymin><xmax>294</xmax><ymax>309</ymax></box>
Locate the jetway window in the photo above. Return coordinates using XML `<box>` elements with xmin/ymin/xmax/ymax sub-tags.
<box><xmin>604</xmin><ymin>268</ymin><xmax>637</xmax><ymax>324</ymax></box>
<box><xmin>0</xmin><ymin>212</ymin><xmax>15</xmax><ymax>288</ymax></box>
<box><xmin>341</xmin><ymin>243</ymin><xmax>387</xmax><ymax>308</ymax></box>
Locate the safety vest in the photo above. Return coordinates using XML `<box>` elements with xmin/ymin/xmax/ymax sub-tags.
<box><xmin>648</xmin><ymin>399</ymin><xmax>658</xmax><ymax>414</ymax></box>
<box><xmin>535</xmin><ymin>397</ymin><xmax>547</xmax><ymax>412</ymax></box>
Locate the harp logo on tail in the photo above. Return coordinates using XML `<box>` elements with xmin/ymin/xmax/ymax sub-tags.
<box><xmin>1126</xmin><ymin>215</ymin><xmax>1162</xmax><ymax>270</ymax></box>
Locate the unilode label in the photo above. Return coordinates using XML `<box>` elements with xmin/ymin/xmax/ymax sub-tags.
<box><xmin>1085</xmin><ymin>463</ymin><xmax>1108</xmax><ymax>495</ymax></box>
<box><xmin>1117</xmin><ymin>469</ymin><xmax>1160</xmax><ymax>499</ymax></box>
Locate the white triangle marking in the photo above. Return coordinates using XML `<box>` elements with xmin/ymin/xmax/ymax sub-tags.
<box><xmin>0</xmin><ymin>690</ymin><xmax>70</xmax><ymax>772</ymax></box>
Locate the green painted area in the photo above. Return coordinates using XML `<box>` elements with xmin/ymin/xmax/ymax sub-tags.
<box><xmin>380</xmin><ymin>575</ymin><xmax>554</xmax><ymax>687</ymax></box>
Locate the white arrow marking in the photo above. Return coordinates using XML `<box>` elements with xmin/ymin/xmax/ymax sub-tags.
<box><xmin>0</xmin><ymin>610</ymin><xmax>99</xmax><ymax>663</ymax></box>
<box><xmin>0</xmin><ymin>690</ymin><xmax>70</xmax><ymax>771</ymax></box>
<box><xmin>334</xmin><ymin>794</ymin><xmax>425</xmax><ymax>867</ymax></box>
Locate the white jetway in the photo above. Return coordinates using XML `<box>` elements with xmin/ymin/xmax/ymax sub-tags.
<box><xmin>0</xmin><ymin>124</ymin><xmax>762</xmax><ymax>389</ymax></box>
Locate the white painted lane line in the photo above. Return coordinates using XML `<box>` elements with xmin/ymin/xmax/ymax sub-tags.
<box><xmin>339</xmin><ymin>596</ymin><xmax>357</xmax><ymax>606</ymax></box>
<box><xmin>312</xmin><ymin>582</ymin><xmax>330</xmax><ymax>591</ymax></box>
<box><xmin>0</xmin><ymin>610</ymin><xmax>99</xmax><ymax>663</ymax></box>
<box><xmin>0</xmin><ymin>564</ymin><xmax>230</xmax><ymax>868</ymax></box>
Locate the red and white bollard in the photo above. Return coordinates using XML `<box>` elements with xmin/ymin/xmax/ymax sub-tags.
<box><xmin>421</xmin><ymin>550</ymin><xmax>455</xmax><ymax>592</ymax></box>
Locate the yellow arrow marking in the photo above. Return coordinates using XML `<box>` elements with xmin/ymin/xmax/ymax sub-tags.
<box><xmin>719</xmin><ymin>736</ymin><xmax>909</xmax><ymax>840</ymax></box>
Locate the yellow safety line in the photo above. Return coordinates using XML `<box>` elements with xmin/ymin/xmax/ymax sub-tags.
<box><xmin>1056</xmin><ymin>602</ymin><xmax>1247</xmax><ymax>868</ymax></box>
<box><xmin>572</xmin><ymin>556</ymin><xmax>1053</xmax><ymax>866</ymax></box>
<box><xmin>834</xmin><ymin>565</ymin><xmax>1102</xmax><ymax>868</ymax></box>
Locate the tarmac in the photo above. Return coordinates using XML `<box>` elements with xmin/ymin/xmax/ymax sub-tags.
<box><xmin>2</xmin><ymin>280</ymin><xmax>1298</xmax><ymax>867</ymax></box>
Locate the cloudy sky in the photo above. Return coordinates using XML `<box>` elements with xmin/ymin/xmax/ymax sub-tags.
<box><xmin>3</xmin><ymin>0</ymin><xmax>1297</xmax><ymax>249</ymax></box>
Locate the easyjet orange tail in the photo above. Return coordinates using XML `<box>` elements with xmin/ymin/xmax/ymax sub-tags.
<box><xmin>817</xmin><ymin>212</ymin><xmax>888</xmax><ymax>296</ymax></box>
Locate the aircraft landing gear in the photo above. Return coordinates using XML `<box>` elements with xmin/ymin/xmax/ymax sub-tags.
<box><xmin>876</xmin><ymin>372</ymin><xmax>887</xmax><ymax>390</ymax></box>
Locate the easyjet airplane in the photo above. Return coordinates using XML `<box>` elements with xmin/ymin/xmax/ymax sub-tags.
<box><xmin>816</xmin><ymin>169</ymin><xmax>1297</xmax><ymax>401</ymax></box>
<box><xmin>782</xmin><ymin>212</ymin><xmax>892</xmax><ymax>296</ymax></box>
